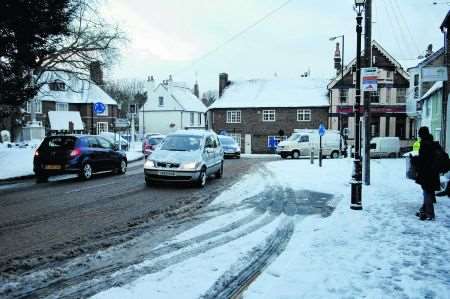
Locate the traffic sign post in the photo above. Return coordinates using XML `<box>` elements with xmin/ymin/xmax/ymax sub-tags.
<box><xmin>318</xmin><ymin>123</ymin><xmax>326</xmax><ymax>167</ymax></box>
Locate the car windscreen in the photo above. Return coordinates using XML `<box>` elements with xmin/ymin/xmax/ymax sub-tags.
<box><xmin>288</xmin><ymin>133</ymin><xmax>300</xmax><ymax>141</ymax></box>
<box><xmin>148</xmin><ymin>137</ymin><xmax>164</xmax><ymax>145</ymax></box>
<box><xmin>41</xmin><ymin>136</ymin><xmax>77</xmax><ymax>150</ymax></box>
<box><xmin>160</xmin><ymin>135</ymin><xmax>202</xmax><ymax>151</ymax></box>
<box><xmin>219</xmin><ymin>137</ymin><xmax>235</xmax><ymax>145</ymax></box>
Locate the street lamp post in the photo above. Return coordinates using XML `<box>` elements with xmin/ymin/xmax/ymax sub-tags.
<box><xmin>351</xmin><ymin>0</ymin><xmax>365</xmax><ymax>210</ymax></box>
<box><xmin>329</xmin><ymin>35</ymin><xmax>345</xmax><ymax>141</ymax></box>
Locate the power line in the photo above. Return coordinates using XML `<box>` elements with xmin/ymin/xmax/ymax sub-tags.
<box><xmin>386</xmin><ymin>0</ymin><xmax>415</xmax><ymax>58</ymax></box>
<box><xmin>390</xmin><ymin>0</ymin><xmax>421</xmax><ymax>56</ymax></box>
<box><xmin>174</xmin><ymin>0</ymin><xmax>294</xmax><ymax>76</ymax></box>
<box><xmin>381</xmin><ymin>0</ymin><xmax>410</xmax><ymax>59</ymax></box>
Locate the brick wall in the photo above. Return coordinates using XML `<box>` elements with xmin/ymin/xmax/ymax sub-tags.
<box><xmin>211</xmin><ymin>107</ymin><xmax>329</xmax><ymax>153</ymax></box>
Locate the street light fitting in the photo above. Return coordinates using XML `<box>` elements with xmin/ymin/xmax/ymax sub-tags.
<box><xmin>354</xmin><ymin>0</ymin><xmax>366</xmax><ymax>13</ymax></box>
<box><xmin>355</xmin><ymin>0</ymin><xmax>366</xmax><ymax>5</ymax></box>
<box><xmin>329</xmin><ymin>35</ymin><xmax>343</xmax><ymax>41</ymax></box>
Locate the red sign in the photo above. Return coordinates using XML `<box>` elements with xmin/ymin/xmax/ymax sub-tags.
<box><xmin>336</xmin><ymin>106</ymin><xmax>406</xmax><ymax>114</ymax></box>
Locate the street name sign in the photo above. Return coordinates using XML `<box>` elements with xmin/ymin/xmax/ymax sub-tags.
<box><xmin>421</xmin><ymin>66</ymin><xmax>448</xmax><ymax>82</ymax></box>
<box><xmin>362</xmin><ymin>67</ymin><xmax>378</xmax><ymax>92</ymax></box>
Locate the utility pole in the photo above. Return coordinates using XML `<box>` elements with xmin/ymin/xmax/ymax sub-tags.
<box><xmin>363</xmin><ymin>0</ymin><xmax>372</xmax><ymax>185</ymax></box>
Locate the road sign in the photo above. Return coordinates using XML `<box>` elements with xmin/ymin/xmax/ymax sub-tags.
<box><xmin>93</xmin><ymin>102</ymin><xmax>106</xmax><ymax>115</ymax></box>
<box><xmin>421</xmin><ymin>66</ymin><xmax>448</xmax><ymax>82</ymax></box>
<box><xmin>362</xmin><ymin>67</ymin><xmax>378</xmax><ymax>92</ymax></box>
<box><xmin>114</xmin><ymin>118</ymin><xmax>130</xmax><ymax>128</ymax></box>
<box><xmin>318</xmin><ymin>123</ymin><xmax>326</xmax><ymax>137</ymax></box>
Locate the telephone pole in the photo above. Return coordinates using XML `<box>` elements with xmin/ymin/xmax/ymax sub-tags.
<box><xmin>363</xmin><ymin>0</ymin><xmax>372</xmax><ymax>185</ymax></box>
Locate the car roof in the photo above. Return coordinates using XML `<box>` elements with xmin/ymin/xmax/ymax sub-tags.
<box><xmin>170</xmin><ymin>129</ymin><xmax>214</xmax><ymax>137</ymax></box>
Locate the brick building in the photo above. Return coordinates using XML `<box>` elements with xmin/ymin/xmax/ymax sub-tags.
<box><xmin>24</xmin><ymin>71</ymin><xmax>118</xmax><ymax>135</ymax></box>
<box><xmin>207</xmin><ymin>74</ymin><xmax>329</xmax><ymax>154</ymax></box>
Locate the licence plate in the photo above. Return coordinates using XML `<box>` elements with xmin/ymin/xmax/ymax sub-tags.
<box><xmin>159</xmin><ymin>171</ymin><xmax>175</xmax><ymax>176</ymax></box>
<box><xmin>45</xmin><ymin>164</ymin><xmax>61</xmax><ymax>170</ymax></box>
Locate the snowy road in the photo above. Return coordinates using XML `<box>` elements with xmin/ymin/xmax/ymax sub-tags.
<box><xmin>0</xmin><ymin>157</ymin><xmax>272</xmax><ymax>297</ymax></box>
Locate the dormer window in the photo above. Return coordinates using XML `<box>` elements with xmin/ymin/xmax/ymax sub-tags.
<box><xmin>49</xmin><ymin>81</ymin><xmax>66</xmax><ymax>91</ymax></box>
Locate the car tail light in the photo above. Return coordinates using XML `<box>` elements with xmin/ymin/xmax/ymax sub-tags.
<box><xmin>70</xmin><ymin>148</ymin><xmax>81</xmax><ymax>157</ymax></box>
<box><xmin>34</xmin><ymin>151</ymin><xmax>39</xmax><ymax>157</ymax></box>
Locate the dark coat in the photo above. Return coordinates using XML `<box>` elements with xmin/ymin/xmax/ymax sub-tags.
<box><xmin>415</xmin><ymin>137</ymin><xmax>441</xmax><ymax>192</ymax></box>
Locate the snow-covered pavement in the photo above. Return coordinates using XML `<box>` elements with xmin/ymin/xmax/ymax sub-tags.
<box><xmin>93</xmin><ymin>158</ymin><xmax>450</xmax><ymax>299</ymax></box>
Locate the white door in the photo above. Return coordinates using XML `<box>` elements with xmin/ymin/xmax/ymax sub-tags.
<box><xmin>245</xmin><ymin>134</ymin><xmax>252</xmax><ymax>154</ymax></box>
<box><xmin>96</xmin><ymin>122</ymin><xmax>108</xmax><ymax>135</ymax></box>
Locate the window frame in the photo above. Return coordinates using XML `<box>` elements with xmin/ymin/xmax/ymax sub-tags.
<box><xmin>262</xmin><ymin>109</ymin><xmax>276</xmax><ymax>122</ymax></box>
<box><xmin>339</xmin><ymin>89</ymin><xmax>348</xmax><ymax>103</ymax></box>
<box><xmin>96</xmin><ymin>122</ymin><xmax>109</xmax><ymax>135</ymax></box>
<box><xmin>56</xmin><ymin>102</ymin><xmax>69</xmax><ymax>111</ymax></box>
<box><xmin>158</xmin><ymin>96</ymin><xmax>164</xmax><ymax>107</ymax></box>
<box><xmin>396</xmin><ymin>88</ymin><xmax>406</xmax><ymax>104</ymax></box>
<box><xmin>190</xmin><ymin>112</ymin><xmax>195</xmax><ymax>126</ymax></box>
<box><xmin>297</xmin><ymin>109</ymin><xmax>311</xmax><ymax>122</ymax></box>
<box><xmin>226</xmin><ymin>110</ymin><xmax>241</xmax><ymax>124</ymax></box>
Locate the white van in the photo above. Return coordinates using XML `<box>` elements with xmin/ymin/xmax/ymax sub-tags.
<box><xmin>370</xmin><ymin>137</ymin><xmax>400</xmax><ymax>158</ymax></box>
<box><xmin>276</xmin><ymin>129</ymin><xmax>345</xmax><ymax>159</ymax></box>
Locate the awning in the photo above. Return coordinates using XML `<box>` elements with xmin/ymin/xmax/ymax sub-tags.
<box><xmin>48</xmin><ymin>111</ymin><xmax>84</xmax><ymax>131</ymax></box>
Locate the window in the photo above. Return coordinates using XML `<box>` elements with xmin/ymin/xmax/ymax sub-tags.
<box><xmin>229</xmin><ymin>133</ymin><xmax>241</xmax><ymax>148</ymax></box>
<box><xmin>56</xmin><ymin>102</ymin><xmax>68</xmax><ymax>111</ymax></box>
<box><xmin>297</xmin><ymin>109</ymin><xmax>311</xmax><ymax>122</ymax></box>
<box><xmin>26</xmin><ymin>100</ymin><xmax>42</xmax><ymax>114</ymax></box>
<box><xmin>267</xmin><ymin>136</ymin><xmax>287</xmax><ymax>148</ymax></box>
<box><xmin>385</xmin><ymin>88</ymin><xmax>392</xmax><ymax>104</ymax></box>
<box><xmin>49</xmin><ymin>81</ymin><xmax>66</xmax><ymax>91</ymax></box>
<box><xmin>226</xmin><ymin>110</ymin><xmax>241</xmax><ymax>123</ymax></box>
<box><xmin>158</xmin><ymin>96</ymin><xmax>164</xmax><ymax>106</ymax></box>
<box><xmin>386</xmin><ymin>71</ymin><xmax>392</xmax><ymax>78</ymax></box>
<box><xmin>87</xmin><ymin>136</ymin><xmax>100</xmax><ymax>148</ymax></box>
<box><xmin>413</xmin><ymin>74</ymin><xmax>419</xmax><ymax>99</ymax></box>
<box><xmin>97</xmin><ymin>137</ymin><xmax>113</xmax><ymax>149</ymax></box>
<box><xmin>190</xmin><ymin>112</ymin><xmax>195</xmax><ymax>125</ymax></box>
<box><xmin>198</xmin><ymin>113</ymin><xmax>202</xmax><ymax>125</ymax></box>
<box><xmin>396</xmin><ymin>88</ymin><xmax>406</xmax><ymax>103</ymax></box>
<box><xmin>370</xmin><ymin>89</ymin><xmax>379</xmax><ymax>103</ymax></box>
<box><xmin>96</xmin><ymin>122</ymin><xmax>108</xmax><ymax>135</ymax></box>
<box><xmin>299</xmin><ymin>135</ymin><xmax>310</xmax><ymax>142</ymax></box>
<box><xmin>339</xmin><ymin>89</ymin><xmax>348</xmax><ymax>103</ymax></box>
<box><xmin>262</xmin><ymin>110</ymin><xmax>276</xmax><ymax>122</ymax></box>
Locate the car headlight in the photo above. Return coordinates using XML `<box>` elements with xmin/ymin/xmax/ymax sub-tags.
<box><xmin>180</xmin><ymin>161</ymin><xmax>200</xmax><ymax>170</ymax></box>
<box><xmin>144</xmin><ymin>159</ymin><xmax>156</xmax><ymax>169</ymax></box>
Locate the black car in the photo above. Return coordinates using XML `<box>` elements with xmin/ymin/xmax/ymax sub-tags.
<box><xmin>34</xmin><ymin>135</ymin><xmax>127</xmax><ymax>182</ymax></box>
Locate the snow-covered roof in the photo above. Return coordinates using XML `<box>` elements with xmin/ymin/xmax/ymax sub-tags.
<box><xmin>36</xmin><ymin>71</ymin><xmax>117</xmax><ymax>105</ymax></box>
<box><xmin>421</xmin><ymin>81</ymin><xmax>443</xmax><ymax>100</ymax></box>
<box><xmin>165</xmin><ymin>83</ymin><xmax>207</xmax><ymax>113</ymax></box>
<box><xmin>209</xmin><ymin>78</ymin><xmax>329</xmax><ymax>109</ymax></box>
<box><xmin>48</xmin><ymin>111</ymin><xmax>84</xmax><ymax>131</ymax></box>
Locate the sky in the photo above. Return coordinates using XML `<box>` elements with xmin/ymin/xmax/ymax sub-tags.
<box><xmin>100</xmin><ymin>0</ymin><xmax>448</xmax><ymax>94</ymax></box>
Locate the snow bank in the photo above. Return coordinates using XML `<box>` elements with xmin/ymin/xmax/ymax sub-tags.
<box><xmin>0</xmin><ymin>147</ymin><xmax>35</xmax><ymax>180</ymax></box>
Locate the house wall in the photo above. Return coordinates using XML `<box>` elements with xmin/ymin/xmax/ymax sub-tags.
<box><xmin>210</xmin><ymin>107</ymin><xmax>328</xmax><ymax>153</ymax></box>
<box><xmin>139</xmin><ymin>111</ymin><xmax>182</xmax><ymax>135</ymax></box>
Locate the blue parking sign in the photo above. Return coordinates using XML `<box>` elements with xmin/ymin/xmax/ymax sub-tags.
<box><xmin>318</xmin><ymin>123</ymin><xmax>326</xmax><ymax>137</ymax></box>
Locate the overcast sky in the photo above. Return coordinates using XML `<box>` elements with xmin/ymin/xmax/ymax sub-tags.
<box><xmin>101</xmin><ymin>0</ymin><xmax>448</xmax><ymax>93</ymax></box>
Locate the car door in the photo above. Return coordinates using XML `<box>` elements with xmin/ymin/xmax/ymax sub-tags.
<box><xmin>204</xmin><ymin>136</ymin><xmax>215</xmax><ymax>172</ymax></box>
<box><xmin>97</xmin><ymin>136</ymin><xmax>116</xmax><ymax>170</ymax></box>
<box><xmin>86</xmin><ymin>136</ymin><xmax>104</xmax><ymax>171</ymax></box>
<box><xmin>212</xmin><ymin>134</ymin><xmax>223</xmax><ymax>170</ymax></box>
<box><xmin>299</xmin><ymin>135</ymin><xmax>310</xmax><ymax>156</ymax></box>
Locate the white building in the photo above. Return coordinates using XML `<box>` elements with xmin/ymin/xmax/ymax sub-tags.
<box><xmin>139</xmin><ymin>79</ymin><xmax>207</xmax><ymax>135</ymax></box>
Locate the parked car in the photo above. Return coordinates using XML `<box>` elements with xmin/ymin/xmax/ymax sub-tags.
<box><xmin>276</xmin><ymin>129</ymin><xmax>345</xmax><ymax>159</ymax></box>
<box><xmin>100</xmin><ymin>132</ymin><xmax>129</xmax><ymax>151</ymax></box>
<box><xmin>142</xmin><ymin>134</ymin><xmax>165</xmax><ymax>158</ymax></box>
<box><xmin>218</xmin><ymin>135</ymin><xmax>240</xmax><ymax>158</ymax></box>
<box><xmin>370</xmin><ymin>137</ymin><xmax>400</xmax><ymax>158</ymax></box>
<box><xmin>33</xmin><ymin>135</ymin><xmax>127</xmax><ymax>182</ymax></box>
<box><xmin>144</xmin><ymin>130</ymin><xmax>224</xmax><ymax>187</ymax></box>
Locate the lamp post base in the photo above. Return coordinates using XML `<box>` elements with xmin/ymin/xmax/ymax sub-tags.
<box><xmin>350</xmin><ymin>181</ymin><xmax>363</xmax><ymax>210</ymax></box>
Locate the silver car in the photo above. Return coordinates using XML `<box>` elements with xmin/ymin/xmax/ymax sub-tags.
<box><xmin>144</xmin><ymin>130</ymin><xmax>224</xmax><ymax>187</ymax></box>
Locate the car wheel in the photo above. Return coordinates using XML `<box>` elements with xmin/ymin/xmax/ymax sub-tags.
<box><xmin>216</xmin><ymin>162</ymin><xmax>223</xmax><ymax>179</ymax></box>
<box><xmin>145</xmin><ymin>177</ymin><xmax>152</xmax><ymax>187</ymax></box>
<box><xmin>117</xmin><ymin>159</ymin><xmax>127</xmax><ymax>174</ymax></box>
<box><xmin>292</xmin><ymin>150</ymin><xmax>300</xmax><ymax>159</ymax></box>
<box><xmin>80</xmin><ymin>162</ymin><xmax>93</xmax><ymax>180</ymax></box>
<box><xmin>197</xmin><ymin>168</ymin><xmax>207</xmax><ymax>188</ymax></box>
<box><xmin>330</xmin><ymin>151</ymin><xmax>339</xmax><ymax>159</ymax></box>
<box><xmin>280</xmin><ymin>153</ymin><xmax>287</xmax><ymax>159</ymax></box>
<box><xmin>36</xmin><ymin>175</ymin><xmax>48</xmax><ymax>183</ymax></box>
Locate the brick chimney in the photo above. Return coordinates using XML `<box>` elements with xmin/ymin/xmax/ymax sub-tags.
<box><xmin>219</xmin><ymin>73</ymin><xmax>229</xmax><ymax>98</ymax></box>
<box><xmin>334</xmin><ymin>42</ymin><xmax>342</xmax><ymax>75</ymax></box>
<box><xmin>89</xmin><ymin>61</ymin><xmax>103</xmax><ymax>86</ymax></box>
<box><xmin>193</xmin><ymin>81</ymin><xmax>199</xmax><ymax>98</ymax></box>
